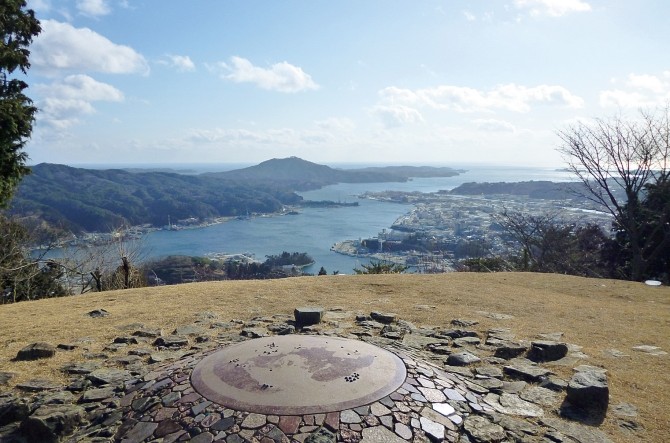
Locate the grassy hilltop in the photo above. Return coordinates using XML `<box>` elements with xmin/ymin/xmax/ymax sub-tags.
<box><xmin>0</xmin><ymin>273</ymin><xmax>668</xmax><ymax>442</ymax></box>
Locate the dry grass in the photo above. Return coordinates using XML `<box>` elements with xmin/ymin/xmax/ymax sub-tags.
<box><xmin>0</xmin><ymin>273</ymin><xmax>668</xmax><ymax>442</ymax></box>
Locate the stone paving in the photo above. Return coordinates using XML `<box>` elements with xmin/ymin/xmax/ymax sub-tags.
<box><xmin>0</xmin><ymin>308</ymin><xmax>628</xmax><ymax>442</ymax></box>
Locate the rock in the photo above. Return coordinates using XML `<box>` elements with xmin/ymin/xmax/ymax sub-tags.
<box><xmin>0</xmin><ymin>394</ymin><xmax>29</xmax><ymax>426</ymax></box>
<box><xmin>20</xmin><ymin>404</ymin><xmax>85</xmax><ymax>443</ymax></box>
<box><xmin>564</xmin><ymin>370</ymin><xmax>609</xmax><ymax>417</ymax></box>
<box><xmin>380</xmin><ymin>325</ymin><xmax>405</xmax><ymax>340</ymax></box>
<box><xmin>541</xmin><ymin>417</ymin><xmax>613</xmax><ymax>443</ymax></box>
<box><xmin>360</xmin><ymin>425</ymin><xmax>406</xmax><ymax>442</ymax></box>
<box><xmin>113</xmin><ymin>336</ymin><xmax>139</xmax><ymax>344</ymax></box>
<box><xmin>483</xmin><ymin>393</ymin><xmax>544</xmax><ymax>417</ymax></box>
<box><xmin>305</xmin><ymin>427</ymin><xmax>336</xmax><ymax>443</ymax></box>
<box><xmin>86</xmin><ymin>368</ymin><xmax>131</xmax><ymax>386</ymax></box>
<box><xmin>61</xmin><ymin>362</ymin><xmax>99</xmax><ymax>374</ymax></box>
<box><xmin>503</xmin><ymin>363</ymin><xmax>551</xmax><ymax>383</ymax></box>
<box><xmin>527</xmin><ymin>340</ymin><xmax>568</xmax><ymax>362</ymax></box>
<box><xmin>463</xmin><ymin>415</ymin><xmax>506</xmax><ymax>442</ymax></box>
<box><xmin>0</xmin><ymin>372</ymin><xmax>15</xmax><ymax>385</ymax></box>
<box><xmin>87</xmin><ymin>309</ymin><xmax>109</xmax><ymax>318</ymax></box>
<box><xmin>240</xmin><ymin>327</ymin><xmax>268</xmax><ymax>338</ymax></box>
<box><xmin>419</xmin><ymin>416</ymin><xmax>444</xmax><ymax>441</ymax></box>
<box><xmin>80</xmin><ymin>386</ymin><xmax>117</xmax><ymax>402</ymax></box>
<box><xmin>15</xmin><ymin>342</ymin><xmax>56</xmax><ymax>361</ymax></box>
<box><xmin>519</xmin><ymin>386</ymin><xmax>559</xmax><ymax>406</ymax></box>
<box><xmin>453</xmin><ymin>336</ymin><xmax>481</xmax><ymax>347</ymax></box>
<box><xmin>631</xmin><ymin>345</ymin><xmax>667</xmax><ymax>356</ymax></box>
<box><xmin>294</xmin><ymin>307</ymin><xmax>324</xmax><ymax>326</ymax></box>
<box><xmin>154</xmin><ymin>335</ymin><xmax>189</xmax><ymax>348</ymax></box>
<box><xmin>492</xmin><ymin>342</ymin><xmax>528</xmax><ymax>359</ymax></box>
<box><xmin>267</xmin><ymin>323</ymin><xmax>295</xmax><ymax>335</ymax></box>
<box><xmin>451</xmin><ymin>319</ymin><xmax>479</xmax><ymax>327</ymax></box>
<box><xmin>16</xmin><ymin>379</ymin><xmax>60</xmax><ymax>392</ymax></box>
<box><xmin>447</xmin><ymin>351</ymin><xmax>481</xmax><ymax>366</ymax></box>
<box><xmin>173</xmin><ymin>324</ymin><xmax>206</xmax><ymax>336</ymax></box>
<box><xmin>370</xmin><ymin>311</ymin><xmax>397</xmax><ymax>324</ymax></box>
<box><xmin>132</xmin><ymin>327</ymin><xmax>162</xmax><ymax>338</ymax></box>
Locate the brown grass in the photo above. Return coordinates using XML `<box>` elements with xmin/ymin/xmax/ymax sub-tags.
<box><xmin>0</xmin><ymin>273</ymin><xmax>668</xmax><ymax>442</ymax></box>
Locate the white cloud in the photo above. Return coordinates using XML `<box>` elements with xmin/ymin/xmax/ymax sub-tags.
<box><xmin>36</xmin><ymin>75</ymin><xmax>124</xmax><ymax>129</ymax></box>
<box><xmin>77</xmin><ymin>0</ymin><xmax>111</xmax><ymax>17</ymax></box>
<box><xmin>379</xmin><ymin>83</ymin><xmax>583</xmax><ymax>113</ymax></box>
<box><xmin>463</xmin><ymin>11</ymin><xmax>476</xmax><ymax>21</ymax></box>
<box><xmin>514</xmin><ymin>0</ymin><xmax>591</xmax><ymax>17</ymax></box>
<box><xmin>314</xmin><ymin>117</ymin><xmax>356</xmax><ymax>132</ymax></box>
<box><xmin>371</xmin><ymin>104</ymin><xmax>424</xmax><ymax>128</ymax></box>
<box><xmin>473</xmin><ymin>118</ymin><xmax>517</xmax><ymax>132</ymax></box>
<box><xmin>32</xmin><ymin>20</ymin><xmax>149</xmax><ymax>75</ymax></box>
<box><xmin>161</xmin><ymin>54</ymin><xmax>196</xmax><ymax>72</ymax></box>
<box><xmin>220</xmin><ymin>56</ymin><xmax>319</xmax><ymax>93</ymax></box>
<box><xmin>600</xmin><ymin>72</ymin><xmax>670</xmax><ymax>108</ymax></box>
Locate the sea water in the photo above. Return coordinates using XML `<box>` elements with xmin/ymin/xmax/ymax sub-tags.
<box><xmin>141</xmin><ymin>166</ymin><xmax>576</xmax><ymax>274</ymax></box>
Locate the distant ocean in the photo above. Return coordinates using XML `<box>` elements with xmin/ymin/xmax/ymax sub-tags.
<box><xmin>116</xmin><ymin>164</ymin><xmax>577</xmax><ymax>275</ymax></box>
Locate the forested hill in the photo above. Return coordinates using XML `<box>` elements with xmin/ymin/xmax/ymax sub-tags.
<box><xmin>9</xmin><ymin>164</ymin><xmax>302</xmax><ymax>233</ymax></box>
<box><xmin>8</xmin><ymin>158</ymin><xmax>464</xmax><ymax>233</ymax></box>
<box><xmin>206</xmin><ymin>157</ymin><xmax>463</xmax><ymax>190</ymax></box>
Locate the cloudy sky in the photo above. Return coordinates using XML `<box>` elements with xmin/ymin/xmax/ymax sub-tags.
<box><xmin>23</xmin><ymin>0</ymin><xmax>670</xmax><ymax>167</ymax></box>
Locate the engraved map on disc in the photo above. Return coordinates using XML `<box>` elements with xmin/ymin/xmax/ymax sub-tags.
<box><xmin>191</xmin><ymin>335</ymin><xmax>407</xmax><ymax>414</ymax></box>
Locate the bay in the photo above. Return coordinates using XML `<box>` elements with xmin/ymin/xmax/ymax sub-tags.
<box><xmin>142</xmin><ymin>166</ymin><xmax>576</xmax><ymax>274</ymax></box>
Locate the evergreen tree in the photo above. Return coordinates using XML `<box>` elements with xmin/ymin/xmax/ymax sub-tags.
<box><xmin>0</xmin><ymin>0</ymin><xmax>40</xmax><ymax>208</ymax></box>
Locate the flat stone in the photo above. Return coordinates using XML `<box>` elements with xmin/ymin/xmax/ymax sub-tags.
<box><xmin>519</xmin><ymin>386</ymin><xmax>559</xmax><ymax>406</ymax></box>
<box><xmin>370</xmin><ymin>402</ymin><xmax>392</xmax><ymax>416</ymax></box>
<box><xmin>191</xmin><ymin>432</ymin><xmax>214</xmax><ymax>443</ymax></box>
<box><xmin>360</xmin><ymin>425</ymin><xmax>407</xmax><ymax>443</ymax></box>
<box><xmin>16</xmin><ymin>379</ymin><xmax>60</xmax><ymax>392</ymax></box>
<box><xmin>211</xmin><ymin>416</ymin><xmax>235</xmax><ymax>432</ymax></box>
<box><xmin>294</xmin><ymin>307</ymin><xmax>324</xmax><ymax>326</ymax></box>
<box><xmin>484</xmin><ymin>393</ymin><xmax>544</xmax><ymax>417</ymax></box>
<box><xmin>417</xmin><ymin>387</ymin><xmax>446</xmax><ymax>403</ymax></box>
<box><xmin>87</xmin><ymin>368</ymin><xmax>131</xmax><ymax>386</ymax></box>
<box><xmin>154</xmin><ymin>335</ymin><xmax>189</xmax><ymax>348</ymax></box>
<box><xmin>15</xmin><ymin>342</ymin><xmax>56</xmax><ymax>361</ymax></box>
<box><xmin>340</xmin><ymin>409</ymin><xmax>361</xmax><ymax>424</ymax></box>
<box><xmin>446</xmin><ymin>351</ymin><xmax>480</xmax><ymax>366</ymax></box>
<box><xmin>324</xmin><ymin>411</ymin><xmax>339</xmax><ymax>431</ymax></box>
<box><xmin>463</xmin><ymin>415</ymin><xmax>506</xmax><ymax>443</ymax></box>
<box><xmin>632</xmin><ymin>345</ymin><xmax>667</xmax><ymax>356</ymax></box>
<box><xmin>443</xmin><ymin>388</ymin><xmax>467</xmax><ymax>402</ymax></box>
<box><xmin>370</xmin><ymin>311</ymin><xmax>397</xmax><ymax>324</ymax></box>
<box><xmin>61</xmin><ymin>362</ymin><xmax>100</xmax><ymax>374</ymax></box>
<box><xmin>278</xmin><ymin>415</ymin><xmax>301</xmax><ymax>434</ymax></box>
<box><xmin>503</xmin><ymin>363</ymin><xmax>551</xmax><ymax>383</ymax></box>
<box><xmin>453</xmin><ymin>336</ymin><xmax>481</xmax><ymax>347</ymax></box>
<box><xmin>432</xmin><ymin>403</ymin><xmax>456</xmax><ymax>417</ymax></box>
<box><xmin>394</xmin><ymin>422</ymin><xmax>413</xmax><ymax>440</ymax></box>
<box><xmin>419</xmin><ymin>416</ymin><xmax>444</xmax><ymax>441</ymax></box>
<box><xmin>241</xmin><ymin>412</ymin><xmax>266</xmax><ymax>429</ymax></box>
<box><xmin>80</xmin><ymin>386</ymin><xmax>116</xmax><ymax>402</ymax></box>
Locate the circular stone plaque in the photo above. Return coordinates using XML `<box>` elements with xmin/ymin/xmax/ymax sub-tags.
<box><xmin>191</xmin><ymin>335</ymin><xmax>407</xmax><ymax>414</ymax></box>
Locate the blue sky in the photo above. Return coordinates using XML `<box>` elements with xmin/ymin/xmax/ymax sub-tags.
<box><xmin>23</xmin><ymin>0</ymin><xmax>670</xmax><ymax>167</ymax></box>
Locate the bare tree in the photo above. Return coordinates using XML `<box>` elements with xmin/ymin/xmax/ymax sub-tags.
<box><xmin>557</xmin><ymin>108</ymin><xmax>670</xmax><ymax>280</ymax></box>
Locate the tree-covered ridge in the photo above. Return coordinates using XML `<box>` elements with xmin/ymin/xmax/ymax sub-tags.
<box><xmin>9</xmin><ymin>163</ymin><xmax>302</xmax><ymax>232</ymax></box>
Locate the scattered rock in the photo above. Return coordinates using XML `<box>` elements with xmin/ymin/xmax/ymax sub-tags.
<box><xmin>305</xmin><ymin>427</ymin><xmax>336</xmax><ymax>443</ymax></box>
<box><xmin>563</xmin><ymin>370</ymin><xmax>609</xmax><ymax>420</ymax></box>
<box><xmin>463</xmin><ymin>415</ymin><xmax>506</xmax><ymax>443</ymax></box>
<box><xmin>632</xmin><ymin>345</ymin><xmax>667</xmax><ymax>356</ymax></box>
<box><xmin>154</xmin><ymin>335</ymin><xmax>189</xmax><ymax>348</ymax></box>
<box><xmin>0</xmin><ymin>372</ymin><xmax>15</xmax><ymax>385</ymax></box>
<box><xmin>20</xmin><ymin>404</ymin><xmax>85</xmax><ymax>443</ymax></box>
<box><xmin>527</xmin><ymin>340</ymin><xmax>568</xmax><ymax>362</ymax></box>
<box><xmin>446</xmin><ymin>351</ymin><xmax>481</xmax><ymax>366</ymax></box>
<box><xmin>87</xmin><ymin>309</ymin><xmax>109</xmax><ymax>318</ymax></box>
<box><xmin>370</xmin><ymin>311</ymin><xmax>397</xmax><ymax>324</ymax></box>
<box><xmin>15</xmin><ymin>342</ymin><xmax>56</xmax><ymax>361</ymax></box>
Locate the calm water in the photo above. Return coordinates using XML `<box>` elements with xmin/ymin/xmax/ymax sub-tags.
<box><xmin>142</xmin><ymin>167</ymin><xmax>576</xmax><ymax>274</ymax></box>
